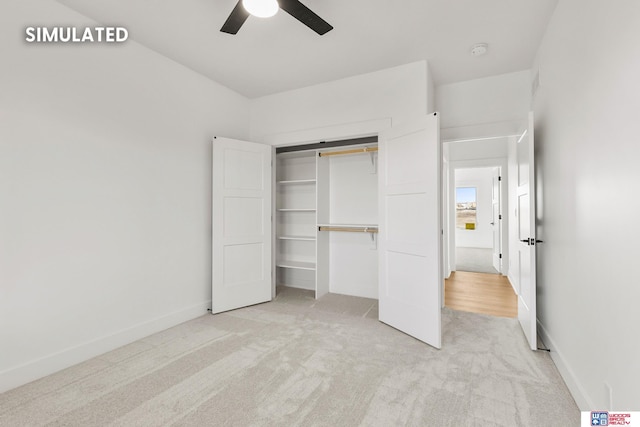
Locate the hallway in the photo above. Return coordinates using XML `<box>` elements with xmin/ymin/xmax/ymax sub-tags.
<box><xmin>455</xmin><ymin>247</ymin><xmax>500</xmax><ymax>275</ymax></box>
<box><xmin>444</xmin><ymin>271</ymin><xmax>517</xmax><ymax>318</ymax></box>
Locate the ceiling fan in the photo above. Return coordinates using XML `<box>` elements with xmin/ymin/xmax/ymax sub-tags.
<box><xmin>221</xmin><ymin>0</ymin><xmax>333</xmax><ymax>35</ymax></box>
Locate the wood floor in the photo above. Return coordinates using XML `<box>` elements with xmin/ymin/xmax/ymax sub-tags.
<box><xmin>445</xmin><ymin>271</ymin><xmax>517</xmax><ymax>318</ymax></box>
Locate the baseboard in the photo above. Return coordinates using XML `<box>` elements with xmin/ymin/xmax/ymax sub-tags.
<box><xmin>537</xmin><ymin>319</ymin><xmax>594</xmax><ymax>410</ymax></box>
<box><xmin>0</xmin><ymin>301</ymin><xmax>211</xmax><ymax>394</ymax></box>
<box><xmin>507</xmin><ymin>273</ymin><xmax>518</xmax><ymax>294</ymax></box>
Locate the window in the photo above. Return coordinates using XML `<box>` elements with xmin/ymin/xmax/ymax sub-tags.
<box><xmin>456</xmin><ymin>187</ymin><xmax>477</xmax><ymax>230</ymax></box>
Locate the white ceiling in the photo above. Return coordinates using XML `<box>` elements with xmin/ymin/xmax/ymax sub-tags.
<box><xmin>57</xmin><ymin>0</ymin><xmax>558</xmax><ymax>99</ymax></box>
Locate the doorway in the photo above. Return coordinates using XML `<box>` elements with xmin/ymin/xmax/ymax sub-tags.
<box><xmin>447</xmin><ymin>165</ymin><xmax>515</xmax><ymax>318</ymax></box>
<box><xmin>442</xmin><ymin>138</ymin><xmax>515</xmax><ymax>318</ymax></box>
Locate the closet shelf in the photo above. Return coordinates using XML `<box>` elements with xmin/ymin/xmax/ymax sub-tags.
<box><xmin>276</xmin><ymin>260</ymin><xmax>316</xmax><ymax>271</ymax></box>
<box><xmin>277</xmin><ymin>179</ymin><xmax>316</xmax><ymax>185</ymax></box>
<box><xmin>278</xmin><ymin>235</ymin><xmax>316</xmax><ymax>241</ymax></box>
<box><xmin>278</xmin><ymin>208</ymin><xmax>316</xmax><ymax>212</ymax></box>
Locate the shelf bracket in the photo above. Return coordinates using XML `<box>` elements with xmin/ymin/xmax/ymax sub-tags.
<box><xmin>370</xmin><ymin>151</ymin><xmax>378</xmax><ymax>174</ymax></box>
<box><xmin>369</xmin><ymin>230</ymin><xmax>377</xmax><ymax>250</ymax></box>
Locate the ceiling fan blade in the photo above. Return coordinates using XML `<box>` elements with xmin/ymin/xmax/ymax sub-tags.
<box><xmin>220</xmin><ymin>1</ymin><xmax>250</xmax><ymax>34</ymax></box>
<box><xmin>278</xmin><ymin>0</ymin><xmax>333</xmax><ymax>35</ymax></box>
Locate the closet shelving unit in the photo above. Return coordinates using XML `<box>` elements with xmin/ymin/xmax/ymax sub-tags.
<box><xmin>275</xmin><ymin>151</ymin><xmax>318</xmax><ymax>291</ymax></box>
<box><xmin>276</xmin><ymin>142</ymin><xmax>379</xmax><ymax>299</ymax></box>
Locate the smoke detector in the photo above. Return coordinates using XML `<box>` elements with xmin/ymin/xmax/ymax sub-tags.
<box><xmin>470</xmin><ymin>43</ymin><xmax>488</xmax><ymax>56</ymax></box>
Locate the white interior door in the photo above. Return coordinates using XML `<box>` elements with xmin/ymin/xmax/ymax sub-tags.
<box><xmin>492</xmin><ymin>167</ymin><xmax>502</xmax><ymax>273</ymax></box>
<box><xmin>212</xmin><ymin>137</ymin><xmax>272</xmax><ymax>314</ymax></box>
<box><xmin>378</xmin><ymin>113</ymin><xmax>442</xmax><ymax>349</ymax></box>
<box><xmin>516</xmin><ymin>113</ymin><xmax>537</xmax><ymax>350</ymax></box>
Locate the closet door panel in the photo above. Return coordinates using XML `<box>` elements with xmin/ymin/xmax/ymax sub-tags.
<box><xmin>212</xmin><ymin>137</ymin><xmax>272</xmax><ymax>314</ymax></box>
<box><xmin>386</xmin><ymin>193</ymin><xmax>429</xmax><ymax>252</ymax></box>
<box><xmin>379</xmin><ymin>114</ymin><xmax>442</xmax><ymax>349</ymax></box>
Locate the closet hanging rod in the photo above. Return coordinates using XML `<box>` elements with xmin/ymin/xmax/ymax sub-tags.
<box><xmin>318</xmin><ymin>226</ymin><xmax>378</xmax><ymax>233</ymax></box>
<box><xmin>318</xmin><ymin>146</ymin><xmax>378</xmax><ymax>157</ymax></box>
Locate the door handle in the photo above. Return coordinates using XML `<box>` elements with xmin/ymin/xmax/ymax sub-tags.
<box><xmin>520</xmin><ymin>238</ymin><xmax>542</xmax><ymax>246</ymax></box>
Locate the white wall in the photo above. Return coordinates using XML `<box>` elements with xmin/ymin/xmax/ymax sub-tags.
<box><xmin>0</xmin><ymin>1</ymin><xmax>249</xmax><ymax>392</ymax></box>
<box><xmin>455</xmin><ymin>168</ymin><xmax>494</xmax><ymax>249</ymax></box>
<box><xmin>448</xmin><ymin>138</ymin><xmax>508</xmax><ymax>161</ymax></box>
<box><xmin>532</xmin><ymin>0</ymin><xmax>640</xmax><ymax>410</ymax></box>
<box><xmin>436</xmin><ymin>70</ymin><xmax>531</xmax><ymax>141</ymax></box>
<box><xmin>426</xmin><ymin>63</ymin><xmax>435</xmax><ymax>114</ymax></box>
<box><xmin>250</xmin><ymin>61</ymin><xmax>430</xmax><ymax>142</ymax></box>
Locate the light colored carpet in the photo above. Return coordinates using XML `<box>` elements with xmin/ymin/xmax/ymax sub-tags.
<box><xmin>0</xmin><ymin>287</ymin><xmax>578</xmax><ymax>426</ymax></box>
<box><xmin>456</xmin><ymin>247</ymin><xmax>500</xmax><ymax>274</ymax></box>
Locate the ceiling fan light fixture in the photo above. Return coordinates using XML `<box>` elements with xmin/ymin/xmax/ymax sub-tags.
<box><xmin>242</xmin><ymin>0</ymin><xmax>279</xmax><ymax>18</ymax></box>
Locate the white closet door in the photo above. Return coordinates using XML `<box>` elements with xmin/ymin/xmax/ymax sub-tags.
<box><xmin>516</xmin><ymin>113</ymin><xmax>538</xmax><ymax>350</ymax></box>
<box><xmin>378</xmin><ymin>113</ymin><xmax>442</xmax><ymax>349</ymax></box>
<box><xmin>212</xmin><ymin>137</ymin><xmax>272</xmax><ymax>314</ymax></box>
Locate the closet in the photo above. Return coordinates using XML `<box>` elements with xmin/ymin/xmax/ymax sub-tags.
<box><xmin>275</xmin><ymin>141</ymin><xmax>379</xmax><ymax>300</ymax></box>
<box><xmin>211</xmin><ymin>113</ymin><xmax>442</xmax><ymax>348</ymax></box>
